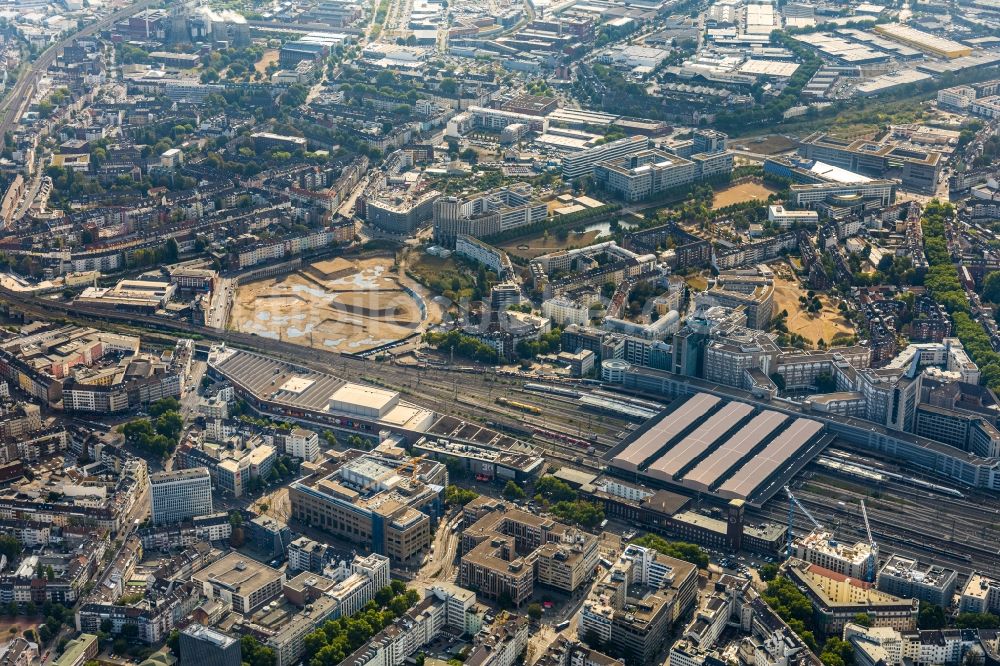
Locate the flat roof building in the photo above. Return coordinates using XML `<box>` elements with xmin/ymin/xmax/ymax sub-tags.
<box><xmin>289</xmin><ymin>450</ymin><xmax>446</xmax><ymax>564</ymax></box>
<box><xmin>150</xmin><ymin>467</ymin><xmax>213</xmax><ymax>525</ymax></box>
<box><xmin>180</xmin><ymin>624</ymin><xmax>242</xmax><ymax>666</ymax></box>
<box><xmin>785</xmin><ymin>559</ymin><xmax>918</xmax><ymax>635</ymax></box>
<box><xmin>874</xmin><ymin>23</ymin><xmax>972</xmax><ymax>58</ymax></box>
<box><xmin>876</xmin><ymin>555</ymin><xmax>958</xmax><ymax>607</ymax></box>
<box><xmin>192</xmin><ymin>552</ymin><xmax>287</xmax><ymax>615</ymax></box>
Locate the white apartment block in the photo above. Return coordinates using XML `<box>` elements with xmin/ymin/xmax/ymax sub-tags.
<box><xmin>937</xmin><ymin>85</ymin><xmax>976</xmax><ymax>110</ymax></box>
<box><xmin>286</xmin><ymin>428</ymin><xmax>320</xmax><ymax>462</ymax></box>
<box><xmin>150</xmin><ymin>467</ymin><xmax>213</xmax><ymax>525</ymax></box>
<box><xmin>960</xmin><ymin>573</ymin><xmax>1000</xmax><ymax>614</ymax></box>
<box><xmin>793</xmin><ymin>529</ymin><xmax>875</xmax><ymax>580</ymax></box>
<box><xmin>543</xmin><ymin>297</ymin><xmax>591</xmax><ymax>327</ymax></box>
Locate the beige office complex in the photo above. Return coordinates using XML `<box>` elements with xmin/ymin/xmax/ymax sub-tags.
<box><xmin>459</xmin><ymin>497</ymin><xmax>600</xmax><ymax>606</ymax></box>
<box><xmin>192</xmin><ymin>552</ymin><xmax>287</xmax><ymax>615</ymax></box>
<box><xmin>289</xmin><ymin>449</ymin><xmax>447</xmax><ymax>564</ymax></box>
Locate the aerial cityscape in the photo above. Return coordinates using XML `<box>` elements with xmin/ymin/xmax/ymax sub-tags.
<box><xmin>0</xmin><ymin>0</ymin><xmax>999</xmax><ymax>664</ymax></box>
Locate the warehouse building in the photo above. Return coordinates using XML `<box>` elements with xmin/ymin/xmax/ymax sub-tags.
<box><xmin>873</xmin><ymin>24</ymin><xmax>972</xmax><ymax>59</ymax></box>
<box><xmin>607</xmin><ymin>392</ymin><xmax>830</xmax><ymax>506</ymax></box>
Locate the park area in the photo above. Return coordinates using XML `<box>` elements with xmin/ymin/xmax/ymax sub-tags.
<box><xmin>230</xmin><ymin>256</ymin><xmax>435</xmax><ymax>353</ymax></box>
<box><xmin>772</xmin><ymin>274</ymin><xmax>854</xmax><ymax>345</ymax></box>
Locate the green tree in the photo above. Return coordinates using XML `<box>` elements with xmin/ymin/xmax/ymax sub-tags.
<box><xmin>527</xmin><ymin>603</ymin><xmax>542</xmax><ymax>620</ymax></box>
<box><xmin>851</xmin><ymin>612</ymin><xmax>872</xmax><ymax>628</ymax></box>
<box><xmin>919</xmin><ymin>602</ymin><xmax>946</xmax><ymax>629</ymax></box>
<box><xmin>631</xmin><ymin>534</ymin><xmax>709</xmax><ymax>568</ymax></box>
<box><xmin>956</xmin><ymin>612</ymin><xmax>1000</xmax><ymax>629</ymax></box>
<box><xmin>0</xmin><ymin>535</ymin><xmax>22</xmax><ymax>561</ymax></box>
<box><xmin>760</xmin><ymin>563</ymin><xmax>780</xmax><ymax>581</ymax></box>
<box><xmin>502</xmin><ymin>480</ymin><xmax>526</xmax><ymax>501</ymax></box>
<box><xmin>444</xmin><ymin>485</ymin><xmax>478</xmax><ymax>506</ymax></box>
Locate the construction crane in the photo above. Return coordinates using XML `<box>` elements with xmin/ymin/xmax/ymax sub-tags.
<box><xmin>785</xmin><ymin>485</ymin><xmax>822</xmax><ymax>557</ymax></box>
<box><xmin>860</xmin><ymin>499</ymin><xmax>878</xmax><ymax>582</ymax></box>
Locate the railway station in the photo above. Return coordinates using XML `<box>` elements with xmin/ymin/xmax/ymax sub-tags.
<box><xmin>606</xmin><ymin>392</ymin><xmax>832</xmax><ymax>507</ymax></box>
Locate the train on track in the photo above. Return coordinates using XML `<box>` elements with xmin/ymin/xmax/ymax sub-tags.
<box><xmin>495</xmin><ymin>397</ymin><xmax>542</xmax><ymax>415</ymax></box>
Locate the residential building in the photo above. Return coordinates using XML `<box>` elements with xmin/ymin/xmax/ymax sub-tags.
<box><xmin>784</xmin><ymin>559</ymin><xmax>918</xmax><ymax>634</ymax></box>
<box><xmin>793</xmin><ymin>529</ymin><xmax>877</xmax><ymax>580</ymax></box>
<box><xmin>876</xmin><ymin>555</ymin><xmax>957</xmax><ymax>607</ymax></box>
<box><xmin>960</xmin><ymin>573</ymin><xmax>1000</xmax><ymax>614</ymax></box>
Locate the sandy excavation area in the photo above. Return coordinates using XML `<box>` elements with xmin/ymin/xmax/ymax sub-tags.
<box><xmin>772</xmin><ymin>275</ymin><xmax>854</xmax><ymax>345</ymax></box>
<box><xmin>230</xmin><ymin>257</ymin><xmax>428</xmax><ymax>353</ymax></box>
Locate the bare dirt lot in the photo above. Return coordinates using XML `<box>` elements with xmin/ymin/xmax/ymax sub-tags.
<box><xmin>230</xmin><ymin>257</ymin><xmax>435</xmax><ymax>353</ymax></box>
<box><xmin>500</xmin><ymin>229</ymin><xmax>607</xmax><ymax>259</ymax></box>
<box><xmin>731</xmin><ymin>135</ymin><xmax>797</xmax><ymax>155</ymax></box>
<box><xmin>255</xmin><ymin>49</ymin><xmax>279</xmax><ymax>75</ymax></box>
<box><xmin>772</xmin><ymin>274</ymin><xmax>854</xmax><ymax>345</ymax></box>
<box><xmin>712</xmin><ymin>181</ymin><xmax>778</xmax><ymax>209</ymax></box>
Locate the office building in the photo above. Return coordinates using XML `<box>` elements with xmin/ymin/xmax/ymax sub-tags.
<box><xmin>562</xmin><ymin>136</ymin><xmax>651</xmax><ymax>180</ymax></box>
<box><xmin>192</xmin><ymin>552</ymin><xmax>287</xmax><ymax>615</ymax></box>
<box><xmin>180</xmin><ymin>624</ymin><xmax>242</xmax><ymax>666</ymax></box>
<box><xmin>150</xmin><ymin>467</ymin><xmax>213</xmax><ymax>525</ymax></box>
<box><xmin>432</xmin><ymin>185</ymin><xmax>546</xmax><ymax>247</ymax></box>
<box><xmin>460</xmin><ymin>497</ymin><xmax>599</xmax><ymax>606</ymax></box>
<box><xmin>580</xmin><ymin>544</ymin><xmax>698</xmax><ymax>664</ymax></box>
<box><xmin>289</xmin><ymin>451</ymin><xmax>447</xmax><ymax>564</ymax></box>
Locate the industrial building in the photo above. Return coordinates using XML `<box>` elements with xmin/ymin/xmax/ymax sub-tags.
<box><xmin>207</xmin><ymin>346</ymin><xmax>437</xmax><ymax>440</ymax></box>
<box><xmin>607</xmin><ymin>392</ymin><xmax>830</xmax><ymax>506</ymax></box>
<box><xmin>873</xmin><ymin>23</ymin><xmax>972</xmax><ymax>58</ymax></box>
<box><xmin>75</xmin><ymin>279</ymin><xmax>177</xmax><ymax>313</ymax></box>
<box><xmin>619</xmin><ymin>365</ymin><xmax>1000</xmax><ymax>493</ymax></box>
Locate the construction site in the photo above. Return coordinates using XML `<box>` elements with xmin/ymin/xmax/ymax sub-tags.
<box><xmin>229</xmin><ymin>256</ymin><xmax>438</xmax><ymax>353</ymax></box>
